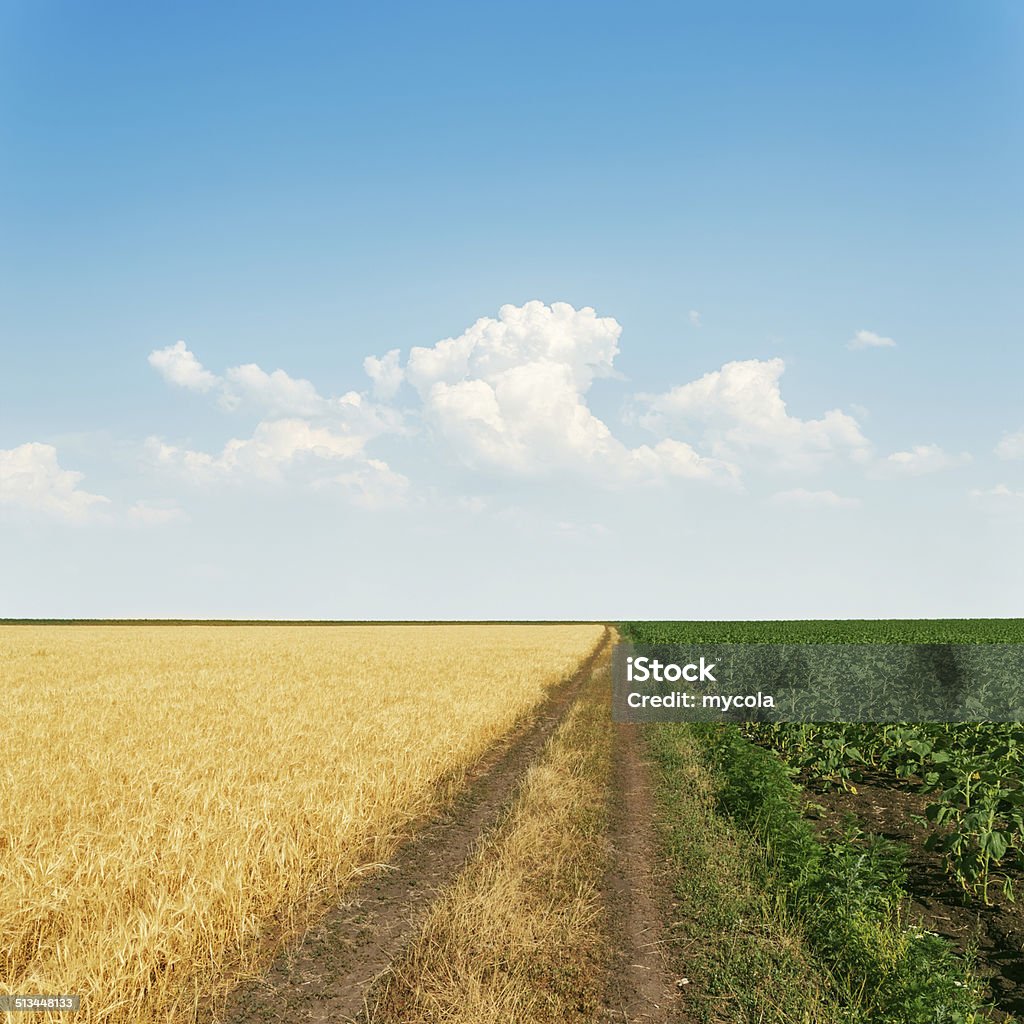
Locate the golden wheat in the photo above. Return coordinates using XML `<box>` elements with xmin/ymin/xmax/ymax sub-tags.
<box><xmin>0</xmin><ymin>623</ymin><xmax>603</xmax><ymax>1023</ymax></box>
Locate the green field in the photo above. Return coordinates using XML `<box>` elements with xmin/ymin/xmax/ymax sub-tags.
<box><xmin>624</xmin><ymin>619</ymin><xmax>1024</xmax><ymax>645</ymax></box>
<box><xmin>623</xmin><ymin>620</ymin><xmax>1024</xmax><ymax>1024</ymax></box>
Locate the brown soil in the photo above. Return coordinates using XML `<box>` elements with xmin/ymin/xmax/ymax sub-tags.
<box><xmin>602</xmin><ymin>722</ymin><xmax>685</xmax><ymax>1023</ymax></box>
<box><xmin>217</xmin><ymin>627</ymin><xmax>611</xmax><ymax>1024</ymax></box>
<box><xmin>805</xmin><ymin>772</ymin><xmax>1024</xmax><ymax>1020</ymax></box>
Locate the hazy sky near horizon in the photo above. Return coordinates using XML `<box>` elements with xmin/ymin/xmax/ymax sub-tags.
<box><xmin>1</xmin><ymin>1</ymin><xmax>1022</xmax><ymax>619</ymax></box>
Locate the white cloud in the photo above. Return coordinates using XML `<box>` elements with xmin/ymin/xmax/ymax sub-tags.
<box><xmin>995</xmin><ymin>429</ymin><xmax>1024</xmax><ymax>461</ymax></box>
<box><xmin>128</xmin><ymin>500</ymin><xmax>189</xmax><ymax>526</ymax></box>
<box><xmin>145</xmin><ymin>437</ymin><xmax>218</xmax><ymax>481</ymax></box>
<box><xmin>627</xmin><ymin>439</ymin><xmax>741</xmax><ymax>486</ymax></box>
<box><xmin>0</xmin><ymin>443</ymin><xmax>110</xmax><ymax>522</ymax></box>
<box><xmin>971</xmin><ymin>484</ymin><xmax>1023</xmax><ymax>500</ymax></box>
<box><xmin>969</xmin><ymin>484</ymin><xmax>1024</xmax><ymax>516</ymax></box>
<box><xmin>768</xmin><ymin>488</ymin><xmax>860</xmax><ymax>509</ymax></box>
<box><xmin>148</xmin><ymin>341</ymin><xmax>218</xmax><ymax>392</ymax></box>
<box><xmin>148</xmin><ymin>343</ymin><xmax>405</xmax><ymax>436</ymax></box>
<box><xmin>147</xmin><ymin>419</ymin><xmax>366</xmax><ymax>483</ymax></box>
<box><xmin>637</xmin><ymin>357</ymin><xmax>870</xmax><ymax>471</ymax></box>
<box><xmin>880</xmin><ymin>444</ymin><xmax>972</xmax><ymax>476</ymax></box>
<box><xmin>363</xmin><ymin>349</ymin><xmax>404</xmax><ymax>401</ymax></box>
<box><xmin>848</xmin><ymin>329</ymin><xmax>896</xmax><ymax>350</ymax></box>
<box><xmin>223</xmin><ymin>364</ymin><xmax>325</xmax><ymax>416</ymax></box>
<box><xmin>145</xmin><ymin>339</ymin><xmax>408</xmax><ymax>499</ymax></box>
<box><xmin>314</xmin><ymin>459</ymin><xmax>411</xmax><ymax>509</ymax></box>
<box><xmin>406</xmin><ymin>300</ymin><xmax>621</xmax><ymax>395</ymax></box>
<box><xmin>404</xmin><ymin>301</ymin><xmax>736</xmax><ymax>486</ymax></box>
<box><xmin>144</xmin><ymin>306</ymin><xmax>932</xmax><ymax>504</ymax></box>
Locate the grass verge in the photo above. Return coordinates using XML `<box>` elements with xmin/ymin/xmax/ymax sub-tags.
<box><xmin>648</xmin><ymin>723</ymin><xmax>848</xmax><ymax>1024</ymax></box>
<box><xmin>654</xmin><ymin>723</ymin><xmax>993</xmax><ymax>1024</ymax></box>
<box><xmin>367</xmin><ymin>655</ymin><xmax>613</xmax><ymax>1024</ymax></box>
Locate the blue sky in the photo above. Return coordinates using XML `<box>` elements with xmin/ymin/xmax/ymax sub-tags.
<box><xmin>1</xmin><ymin>1</ymin><xmax>1022</xmax><ymax>618</ymax></box>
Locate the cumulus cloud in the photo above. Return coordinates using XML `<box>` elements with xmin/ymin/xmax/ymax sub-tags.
<box><xmin>627</xmin><ymin>439</ymin><xmax>740</xmax><ymax>485</ymax></box>
<box><xmin>145</xmin><ymin>304</ymin><xmax>923</xmax><ymax>502</ymax></box>
<box><xmin>148</xmin><ymin>342</ymin><xmax>404</xmax><ymax>431</ymax></box>
<box><xmin>0</xmin><ymin>443</ymin><xmax>110</xmax><ymax>521</ymax></box>
<box><xmin>363</xmin><ymin>349</ymin><xmax>404</xmax><ymax>401</ymax></box>
<box><xmin>148</xmin><ymin>341</ymin><xmax>218</xmax><ymax>391</ymax></box>
<box><xmin>314</xmin><ymin>459</ymin><xmax>411</xmax><ymax>509</ymax></box>
<box><xmin>223</xmin><ymin>364</ymin><xmax>325</xmax><ymax>416</ymax></box>
<box><xmin>880</xmin><ymin>444</ymin><xmax>971</xmax><ymax>476</ymax></box>
<box><xmin>768</xmin><ymin>488</ymin><xmax>861</xmax><ymax>509</ymax></box>
<box><xmin>848</xmin><ymin>329</ymin><xmax>896</xmax><ymax>350</ymax></box>
<box><xmin>147</xmin><ymin>419</ymin><xmax>366</xmax><ymax>483</ymax></box>
<box><xmin>995</xmin><ymin>429</ymin><xmax>1024</xmax><ymax>461</ymax></box>
<box><xmin>145</xmin><ymin>338</ymin><xmax>409</xmax><ymax>499</ymax></box>
<box><xmin>403</xmin><ymin>300</ymin><xmax>736</xmax><ymax>486</ymax></box>
<box><xmin>406</xmin><ymin>300</ymin><xmax>621</xmax><ymax>395</ymax></box>
<box><xmin>637</xmin><ymin>357</ymin><xmax>870</xmax><ymax>471</ymax></box>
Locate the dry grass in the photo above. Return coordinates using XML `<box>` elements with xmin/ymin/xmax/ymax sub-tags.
<box><xmin>370</xmin><ymin>648</ymin><xmax>613</xmax><ymax>1024</ymax></box>
<box><xmin>0</xmin><ymin>623</ymin><xmax>603</xmax><ymax>1023</ymax></box>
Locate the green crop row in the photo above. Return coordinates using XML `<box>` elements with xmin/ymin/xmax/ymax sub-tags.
<box><xmin>743</xmin><ymin>720</ymin><xmax>1024</xmax><ymax>903</ymax></box>
<box><xmin>620</xmin><ymin>621</ymin><xmax>1024</xmax><ymax>903</ymax></box>
<box><xmin>623</xmin><ymin>619</ymin><xmax>1024</xmax><ymax>645</ymax></box>
<box><xmin>661</xmin><ymin>723</ymin><xmax>987</xmax><ymax>1023</ymax></box>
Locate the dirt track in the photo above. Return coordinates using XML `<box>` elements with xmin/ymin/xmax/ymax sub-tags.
<box><xmin>220</xmin><ymin>627</ymin><xmax>688</xmax><ymax>1024</ymax></box>
<box><xmin>602</xmin><ymin>721</ymin><xmax>682</xmax><ymax>1022</ymax></box>
<box><xmin>222</xmin><ymin>628</ymin><xmax>615</xmax><ymax>1024</ymax></box>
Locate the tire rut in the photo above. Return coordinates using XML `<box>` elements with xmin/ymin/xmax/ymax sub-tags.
<box><xmin>603</xmin><ymin>721</ymin><xmax>684</xmax><ymax>1023</ymax></box>
<box><xmin>217</xmin><ymin>627</ymin><xmax>611</xmax><ymax>1024</ymax></box>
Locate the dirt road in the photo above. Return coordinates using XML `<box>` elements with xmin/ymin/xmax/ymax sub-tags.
<box><xmin>602</xmin><ymin>720</ymin><xmax>682</xmax><ymax>1023</ymax></box>
<box><xmin>219</xmin><ymin>627</ymin><xmax>687</xmax><ymax>1024</ymax></box>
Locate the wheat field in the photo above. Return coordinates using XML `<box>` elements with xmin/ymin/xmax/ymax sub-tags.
<box><xmin>0</xmin><ymin>623</ymin><xmax>603</xmax><ymax>1023</ymax></box>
